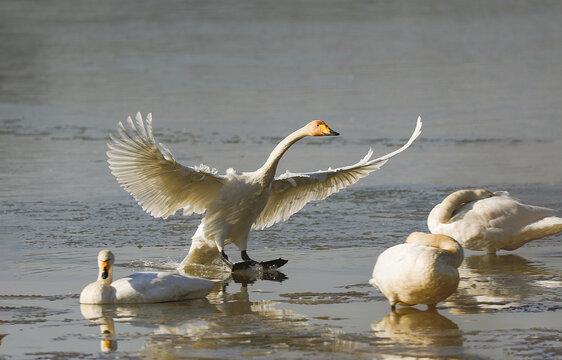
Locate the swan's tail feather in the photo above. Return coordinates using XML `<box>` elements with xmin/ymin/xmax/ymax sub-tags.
<box><xmin>516</xmin><ymin>216</ymin><xmax>562</xmax><ymax>248</ymax></box>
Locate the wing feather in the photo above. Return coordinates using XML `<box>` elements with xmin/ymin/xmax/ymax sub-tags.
<box><xmin>107</xmin><ymin>113</ymin><xmax>226</xmax><ymax>219</ymax></box>
<box><xmin>253</xmin><ymin>117</ymin><xmax>422</xmax><ymax>229</ymax></box>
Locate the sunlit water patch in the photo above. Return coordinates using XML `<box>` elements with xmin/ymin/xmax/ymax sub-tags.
<box><xmin>1</xmin><ymin>0</ymin><xmax>562</xmax><ymax>358</ymax></box>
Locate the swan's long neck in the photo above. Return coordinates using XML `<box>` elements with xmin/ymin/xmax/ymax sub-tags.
<box><xmin>406</xmin><ymin>232</ymin><xmax>464</xmax><ymax>268</ymax></box>
<box><xmin>257</xmin><ymin>126</ymin><xmax>309</xmax><ymax>182</ymax></box>
<box><xmin>428</xmin><ymin>189</ymin><xmax>492</xmax><ymax>228</ymax></box>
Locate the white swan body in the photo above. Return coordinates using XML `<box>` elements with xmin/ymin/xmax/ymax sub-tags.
<box><xmin>428</xmin><ymin>189</ymin><xmax>562</xmax><ymax>254</ymax></box>
<box><xmin>107</xmin><ymin>113</ymin><xmax>422</xmax><ymax>266</ymax></box>
<box><xmin>80</xmin><ymin>250</ymin><xmax>216</xmax><ymax>304</ymax></box>
<box><xmin>370</xmin><ymin>232</ymin><xmax>464</xmax><ymax>309</ymax></box>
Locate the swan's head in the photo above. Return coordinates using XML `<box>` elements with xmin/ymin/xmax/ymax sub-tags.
<box><xmin>97</xmin><ymin>250</ymin><xmax>115</xmax><ymax>281</ymax></box>
<box><xmin>306</xmin><ymin>120</ymin><xmax>339</xmax><ymax>137</ymax></box>
<box><xmin>406</xmin><ymin>232</ymin><xmax>464</xmax><ymax>267</ymax></box>
<box><xmin>473</xmin><ymin>189</ymin><xmax>495</xmax><ymax>198</ymax></box>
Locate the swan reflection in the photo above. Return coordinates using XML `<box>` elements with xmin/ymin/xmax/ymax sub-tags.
<box><xmin>80</xmin><ymin>275</ymin><xmax>300</xmax><ymax>357</ymax></box>
<box><xmin>372</xmin><ymin>307</ymin><xmax>462</xmax><ymax>347</ymax></box>
<box><xmin>80</xmin><ymin>298</ymin><xmax>219</xmax><ymax>353</ymax></box>
<box><xmin>138</xmin><ymin>281</ymin><xmax>308</xmax><ymax>358</ymax></box>
<box><xmin>181</xmin><ymin>261</ymin><xmax>288</xmax><ymax>284</ymax></box>
<box><xmin>446</xmin><ymin>253</ymin><xmax>560</xmax><ymax>313</ymax></box>
<box><xmin>80</xmin><ymin>304</ymin><xmax>118</xmax><ymax>353</ymax></box>
<box><xmin>231</xmin><ymin>267</ymin><xmax>288</xmax><ymax>284</ymax></box>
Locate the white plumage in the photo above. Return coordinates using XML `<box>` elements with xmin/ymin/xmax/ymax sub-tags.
<box><xmin>107</xmin><ymin>113</ymin><xmax>422</xmax><ymax>266</ymax></box>
<box><xmin>370</xmin><ymin>232</ymin><xmax>464</xmax><ymax>309</ymax></box>
<box><xmin>427</xmin><ymin>189</ymin><xmax>562</xmax><ymax>254</ymax></box>
<box><xmin>80</xmin><ymin>250</ymin><xmax>216</xmax><ymax>304</ymax></box>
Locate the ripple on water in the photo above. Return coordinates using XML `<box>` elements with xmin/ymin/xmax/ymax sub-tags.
<box><xmin>278</xmin><ymin>291</ymin><xmax>381</xmax><ymax>305</ymax></box>
<box><xmin>0</xmin><ymin>298</ymin><xmax>73</xmax><ymax>325</ymax></box>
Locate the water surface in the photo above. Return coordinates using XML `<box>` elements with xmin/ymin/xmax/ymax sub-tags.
<box><xmin>1</xmin><ymin>1</ymin><xmax>561</xmax><ymax>359</ymax></box>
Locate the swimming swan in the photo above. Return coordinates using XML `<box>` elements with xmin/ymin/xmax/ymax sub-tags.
<box><xmin>370</xmin><ymin>232</ymin><xmax>463</xmax><ymax>309</ymax></box>
<box><xmin>427</xmin><ymin>189</ymin><xmax>562</xmax><ymax>254</ymax></box>
<box><xmin>107</xmin><ymin>113</ymin><xmax>422</xmax><ymax>268</ymax></box>
<box><xmin>79</xmin><ymin>250</ymin><xmax>216</xmax><ymax>304</ymax></box>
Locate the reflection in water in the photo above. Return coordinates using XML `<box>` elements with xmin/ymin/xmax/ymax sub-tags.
<box><xmin>138</xmin><ymin>281</ymin><xmax>314</xmax><ymax>358</ymax></box>
<box><xmin>231</xmin><ymin>267</ymin><xmax>288</xmax><ymax>284</ymax></box>
<box><xmin>446</xmin><ymin>253</ymin><xmax>561</xmax><ymax>313</ymax></box>
<box><xmin>80</xmin><ymin>278</ymin><xmax>313</xmax><ymax>358</ymax></box>
<box><xmin>80</xmin><ymin>299</ymin><xmax>220</xmax><ymax>354</ymax></box>
<box><xmin>99</xmin><ymin>317</ymin><xmax>117</xmax><ymax>353</ymax></box>
<box><xmin>80</xmin><ymin>305</ymin><xmax>118</xmax><ymax>353</ymax></box>
<box><xmin>180</xmin><ymin>262</ymin><xmax>288</xmax><ymax>284</ymax></box>
<box><xmin>372</xmin><ymin>308</ymin><xmax>462</xmax><ymax>347</ymax></box>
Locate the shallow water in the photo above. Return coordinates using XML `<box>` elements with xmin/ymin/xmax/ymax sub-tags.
<box><xmin>1</xmin><ymin>1</ymin><xmax>561</xmax><ymax>359</ymax></box>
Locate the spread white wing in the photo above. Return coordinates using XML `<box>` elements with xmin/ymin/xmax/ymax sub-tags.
<box><xmin>253</xmin><ymin>117</ymin><xmax>422</xmax><ymax>230</ymax></box>
<box><xmin>107</xmin><ymin>113</ymin><xmax>226</xmax><ymax>219</ymax></box>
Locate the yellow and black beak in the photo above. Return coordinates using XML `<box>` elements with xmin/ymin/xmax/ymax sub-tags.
<box><xmin>320</xmin><ymin>123</ymin><xmax>339</xmax><ymax>136</ymax></box>
<box><xmin>101</xmin><ymin>261</ymin><xmax>110</xmax><ymax>279</ymax></box>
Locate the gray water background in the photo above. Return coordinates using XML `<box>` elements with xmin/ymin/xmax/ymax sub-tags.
<box><xmin>1</xmin><ymin>1</ymin><xmax>561</xmax><ymax>359</ymax></box>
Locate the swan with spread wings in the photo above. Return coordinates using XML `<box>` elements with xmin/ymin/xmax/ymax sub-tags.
<box><xmin>107</xmin><ymin>113</ymin><xmax>422</xmax><ymax>270</ymax></box>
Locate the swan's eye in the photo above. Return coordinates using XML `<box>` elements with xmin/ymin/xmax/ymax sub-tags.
<box><xmin>316</xmin><ymin>124</ymin><xmax>320</xmax><ymax>127</ymax></box>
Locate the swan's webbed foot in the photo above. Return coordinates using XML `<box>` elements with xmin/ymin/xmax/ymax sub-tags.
<box><xmin>232</xmin><ymin>251</ymin><xmax>258</xmax><ymax>272</ymax></box>
<box><xmin>231</xmin><ymin>251</ymin><xmax>288</xmax><ymax>272</ymax></box>
<box><xmin>260</xmin><ymin>258</ymin><xmax>288</xmax><ymax>269</ymax></box>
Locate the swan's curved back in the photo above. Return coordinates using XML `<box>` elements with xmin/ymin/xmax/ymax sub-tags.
<box><xmin>405</xmin><ymin>232</ymin><xmax>464</xmax><ymax>268</ymax></box>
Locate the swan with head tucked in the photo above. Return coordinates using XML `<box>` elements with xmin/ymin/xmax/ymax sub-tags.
<box><xmin>79</xmin><ymin>250</ymin><xmax>216</xmax><ymax>304</ymax></box>
<box><xmin>427</xmin><ymin>189</ymin><xmax>562</xmax><ymax>254</ymax></box>
<box><xmin>107</xmin><ymin>113</ymin><xmax>422</xmax><ymax>268</ymax></box>
<box><xmin>370</xmin><ymin>232</ymin><xmax>464</xmax><ymax>309</ymax></box>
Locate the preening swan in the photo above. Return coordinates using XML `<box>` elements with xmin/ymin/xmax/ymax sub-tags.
<box><xmin>107</xmin><ymin>113</ymin><xmax>422</xmax><ymax>268</ymax></box>
<box><xmin>79</xmin><ymin>250</ymin><xmax>216</xmax><ymax>304</ymax></box>
<box><xmin>370</xmin><ymin>232</ymin><xmax>463</xmax><ymax>309</ymax></box>
<box><xmin>427</xmin><ymin>189</ymin><xmax>562</xmax><ymax>254</ymax></box>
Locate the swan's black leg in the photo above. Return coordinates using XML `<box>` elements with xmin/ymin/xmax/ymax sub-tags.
<box><xmin>241</xmin><ymin>250</ymin><xmax>257</xmax><ymax>264</ymax></box>
<box><xmin>230</xmin><ymin>251</ymin><xmax>258</xmax><ymax>271</ymax></box>
<box><xmin>221</xmin><ymin>250</ymin><xmax>234</xmax><ymax>269</ymax></box>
